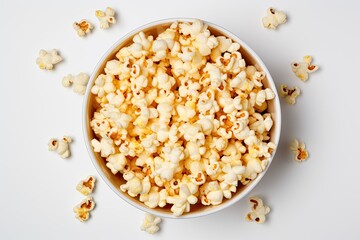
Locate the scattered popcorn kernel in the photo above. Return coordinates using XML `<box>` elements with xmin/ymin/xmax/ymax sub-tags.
<box><xmin>62</xmin><ymin>72</ymin><xmax>89</xmax><ymax>95</ymax></box>
<box><xmin>89</xmin><ymin>20</ymin><xmax>277</xmax><ymax>216</ymax></box>
<box><xmin>246</xmin><ymin>196</ymin><xmax>270</xmax><ymax>223</ymax></box>
<box><xmin>73</xmin><ymin>197</ymin><xmax>95</xmax><ymax>222</ymax></box>
<box><xmin>36</xmin><ymin>49</ymin><xmax>62</xmax><ymax>70</ymax></box>
<box><xmin>140</xmin><ymin>213</ymin><xmax>161</xmax><ymax>234</ymax></box>
<box><xmin>48</xmin><ymin>136</ymin><xmax>72</xmax><ymax>159</ymax></box>
<box><xmin>291</xmin><ymin>56</ymin><xmax>319</xmax><ymax>81</ymax></box>
<box><xmin>262</xmin><ymin>7</ymin><xmax>287</xmax><ymax>29</ymax></box>
<box><xmin>76</xmin><ymin>176</ymin><xmax>96</xmax><ymax>196</ymax></box>
<box><xmin>73</xmin><ymin>19</ymin><xmax>93</xmax><ymax>37</ymax></box>
<box><xmin>279</xmin><ymin>84</ymin><xmax>300</xmax><ymax>104</ymax></box>
<box><xmin>289</xmin><ymin>139</ymin><xmax>309</xmax><ymax>162</ymax></box>
<box><xmin>96</xmin><ymin>7</ymin><xmax>116</xmax><ymax>29</ymax></box>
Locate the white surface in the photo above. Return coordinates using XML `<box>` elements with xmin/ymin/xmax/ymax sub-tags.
<box><xmin>0</xmin><ymin>0</ymin><xmax>359</xmax><ymax>239</ymax></box>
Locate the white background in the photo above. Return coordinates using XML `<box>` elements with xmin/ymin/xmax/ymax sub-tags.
<box><xmin>1</xmin><ymin>0</ymin><xmax>359</xmax><ymax>239</ymax></box>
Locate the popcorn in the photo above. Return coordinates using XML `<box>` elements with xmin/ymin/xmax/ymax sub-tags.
<box><xmin>95</xmin><ymin>7</ymin><xmax>116</xmax><ymax>29</ymax></box>
<box><xmin>152</xmin><ymin>40</ymin><xmax>168</xmax><ymax>61</ymax></box>
<box><xmin>73</xmin><ymin>197</ymin><xmax>95</xmax><ymax>222</ymax></box>
<box><xmin>167</xmin><ymin>183</ymin><xmax>198</xmax><ymax>216</ymax></box>
<box><xmin>140</xmin><ymin>187</ymin><xmax>168</xmax><ymax>208</ymax></box>
<box><xmin>36</xmin><ymin>49</ymin><xmax>62</xmax><ymax>70</ymax></box>
<box><xmin>62</xmin><ymin>72</ymin><xmax>89</xmax><ymax>95</ymax></box>
<box><xmin>120</xmin><ymin>171</ymin><xmax>151</xmax><ymax>197</ymax></box>
<box><xmin>250</xmin><ymin>113</ymin><xmax>273</xmax><ymax>134</ymax></box>
<box><xmin>255</xmin><ymin>88</ymin><xmax>275</xmax><ymax>106</ymax></box>
<box><xmin>242</xmin><ymin>154</ymin><xmax>268</xmax><ymax>184</ymax></box>
<box><xmin>91</xmin><ymin>138</ymin><xmax>115</xmax><ymax>158</ymax></box>
<box><xmin>91</xmin><ymin>74</ymin><xmax>116</xmax><ymax>97</ymax></box>
<box><xmin>140</xmin><ymin>213</ymin><xmax>161</xmax><ymax>234</ymax></box>
<box><xmin>279</xmin><ymin>84</ymin><xmax>300</xmax><ymax>104</ymax></box>
<box><xmin>76</xmin><ymin>176</ymin><xmax>96</xmax><ymax>196</ymax></box>
<box><xmin>262</xmin><ymin>7</ymin><xmax>287</xmax><ymax>29</ymax></box>
<box><xmin>89</xmin><ymin>20</ymin><xmax>277</xmax><ymax>216</ymax></box>
<box><xmin>106</xmin><ymin>153</ymin><xmax>127</xmax><ymax>174</ymax></box>
<box><xmin>291</xmin><ymin>56</ymin><xmax>319</xmax><ymax>81</ymax></box>
<box><xmin>246</xmin><ymin>197</ymin><xmax>270</xmax><ymax>223</ymax></box>
<box><xmin>200</xmin><ymin>181</ymin><xmax>223</xmax><ymax>206</ymax></box>
<box><xmin>73</xmin><ymin>20</ymin><xmax>93</xmax><ymax>37</ymax></box>
<box><xmin>48</xmin><ymin>136</ymin><xmax>72</xmax><ymax>159</ymax></box>
<box><xmin>289</xmin><ymin>139</ymin><xmax>309</xmax><ymax>162</ymax></box>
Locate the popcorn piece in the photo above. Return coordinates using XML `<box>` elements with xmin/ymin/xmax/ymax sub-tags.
<box><xmin>62</xmin><ymin>72</ymin><xmax>89</xmax><ymax>95</ymax></box>
<box><xmin>246</xmin><ymin>197</ymin><xmax>270</xmax><ymax>223</ymax></box>
<box><xmin>36</xmin><ymin>49</ymin><xmax>62</xmax><ymax>70</ymax></box>
<box><xmin>289</xmin><ymin>139</ymin><xmax>309</xmax><ymax>162</ymax></box>
<box><xmin>291</xmin><ymin>56</ymin><xmax>319</xmax><ymax>81</ymax></box>
<box><xmin>95</xmin><ymin>7</ymin><xmax>116</xmax><ymax>29</ymax></box>
<box><xmin>91</xmin><ymin>138</ymin><xmax>115</xmax><ymax>158</ymax></box>
<box><xmin>48</xmin><ymin>136</ymin><xmax>72</xmax><ymax>159</ymax></box>
<box><xmin>73</xmin><ymin>197</ymin><xmax>95</xmax><ymax>222</ymax></box>
<box><xmin>120</xmin><ymin>171</ymin><xmax>151</xmax><ymax>197</ymax></box>
<box><xmin>73</xmin><ymin>20</ymin><xmax>93</xmax><ymax>37</ymax></box>
<box><xmin>140</xmin><ymin>213</ymin><xmax>161</xmax><ymax>234</ymax></box>
<box><xmin>91</xmin><ymin>74</ymin><xmax>116</xmax><ymax>97</ymax></box>
<box><xmin>140</xmin><ymin>187</ymin><xmax>168</xmax><ymax>208</ymax></box>
<box><xmin>279</xmin><ymin>84</ymin><xmax>300</xmax><ymax>104</ymax></box>
<box><xmin>200</xmin><ymin>181</ymin><xmax>223</xmax><ymax>206</ymax></box>
<box><xmin>76</xmin><ymin>176</ymin><xmax>96</xmax><ymax>196</ymax></box>
<box><xmin>167</xmin><ymin>183</ymin><xmax>198</xmax><ymax>216</ymax></box>
<box><xmin>106</xmin><ymin>153</ymin><xmax>127</xmax><ymax>174</ymax></box>
<box><xmin>255</xmin><ymin>88</ymin><xmax>275</xmax><ymax>106</ymax></box>
<box><xmin>262</xmin><ymin>7</ymin><xmax>287</xmax><ymax>29</ymax></box>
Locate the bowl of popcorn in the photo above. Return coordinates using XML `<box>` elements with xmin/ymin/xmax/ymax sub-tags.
<box><xmin>83</xmin><ymin>18</ymin><xmax>281</xmax><ymax>218</ymax></box>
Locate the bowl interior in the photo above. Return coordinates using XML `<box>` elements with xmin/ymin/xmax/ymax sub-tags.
<box><xmin>84</xmin><ymin>19</ymin><xmax>280</xmax><ymax>218</ymax></box>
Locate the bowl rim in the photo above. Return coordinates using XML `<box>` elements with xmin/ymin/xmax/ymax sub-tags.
<box><xmin>82</xmin><ymin>17</ymin><xmax>282</xmax><ymax>219</ymax></box>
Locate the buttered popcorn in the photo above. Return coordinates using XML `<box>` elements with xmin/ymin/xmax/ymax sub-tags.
<box><xmin>89</xmin><ymin>20</ymin><xmax>277</xmax><ymax>216</ymax></box>
<box><xmin>95</xmin><ymin>7</ymin><xmax>116</xmax><ymax>29</ymax></box>
<box><xmin>262</xmin><ymin>7</ymin><xmax>287</xmax><ymax>30</ymax></box>
<box><xmin>76</xmin><ymin>176</ymin><xmax>96</xmax><ymax>196</ymax></box>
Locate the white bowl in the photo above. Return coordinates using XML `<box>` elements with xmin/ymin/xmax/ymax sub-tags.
<box><xmin>83</xmin><ymin>18</ymin><xmax>281</xmax><ymax>219</ymax></box>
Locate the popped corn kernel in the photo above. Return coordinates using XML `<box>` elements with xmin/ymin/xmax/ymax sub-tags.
<box><xmin>48</xmin><ymin>136</ymin><xmax>72</xmax><ymax>159</ymax></box>
<box><xmin>246</xmin><ymin>197</ymin><xmax>270</xmax><ymax>223</ymax></box>
<box><xmin>279</xmin><ymin>84</ymin><xmax>300</xmax><ymax>104</ymax></box>
<box><xmin>36</xmin><ymin>49</ymin><xmax>62</xmax><ymax>70</ymax></box>
<box><xmin>289</xmin><ymin>139</ymin><xmax>309</xmax><ymax>162</ymax></box>
<box><xmin>291</xmin><ymin>55</ymin><xmax>319</xmax><ymax>81</ymax></box>
<box><xmin>76</xmin><ymin>176</ymin><xmax>96</xmax><ymax>196</ymax></box>
<box><xmin>62</xmin><ymin>72</ymin><xmax>89</xmax><ymax>95</ymax></box>
<box><xmin>73</xmin><ymin>197</ymin><xmax>95</xmax><ymax>222</ymax></box>
<box><xmin>73</xmin><ymin>19</ymin><xmax>93</xmax><ymax>37</ymax></box>
<box><xmin>262</xmin><ymin>7</ymin><xmax>287</xmax><ymax>29</ymax></box>
<box><xmin>106</xmin><ymin>153</ymin><xmax>127</xmax><ymax>174</ymax></box>
<box><xmin>95</xmin><ymin>7</ymin><xmax>116</xmax><ymax>29</ymax></box>
<box><xmin>140</xmin><ymin>213</ymin><xmax>161</xmax><ymax>234</ymax></box>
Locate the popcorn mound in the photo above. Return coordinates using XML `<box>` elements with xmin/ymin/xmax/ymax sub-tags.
<box><xmin>90</xmin><ymin>20</ymin><xmax>277</xmax><ymax>216</ymax></box>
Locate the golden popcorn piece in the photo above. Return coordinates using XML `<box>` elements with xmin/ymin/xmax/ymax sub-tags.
<box><xmin>291</xmin><ymin>55</ymin><xmax>319</xmax><ymax>81</ymax></box>
<box><xmin>95</xmin><ymin>7</ymin><xmax>116</xmax><ymax>29</ymax></box>
<box><xmin>73</xmin><ymin>197</ymin><xmax>95</xmax><ymax>222</ymax></box>
<box><xmin>36</xmin><ymin>49</ymin><xmax>62</xmax><ymax>70</ymax></box>
<box><xmin>262</xmin><ymin>7</ymin><xmax>287</xmax><ymax>29</ymax></box>
<box><xmin>73</xmin><ymin>19</ymin><xmax>93</xmax><ymax>37</ymax></box>
<box><xmin>140</xmin><ymin>213</ymin><xmax>162</xmax><ymax>234</ymax></box>
<box><xmin>76</xmin><ymin>176</ymin><xmax>96</xmax><ymax>196</ymax></box>
<box><xmin>246</xmin><ymin>197</ymin><xmax>271</xmax><ymax>223</ymax></box>
<box><xmin>48</xmin><ymin>136</ymin><xmax>72</xmax><ymax>159</ymax></box>
<box><xmin>289</xmin><ymin>139</ymin><xmax>309</xmax><ymax>162</ymax></box>
<box><xmin>279</xmin><ymin>84</ymin><xmax>301</xmax><ymax>105</ymax></box>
